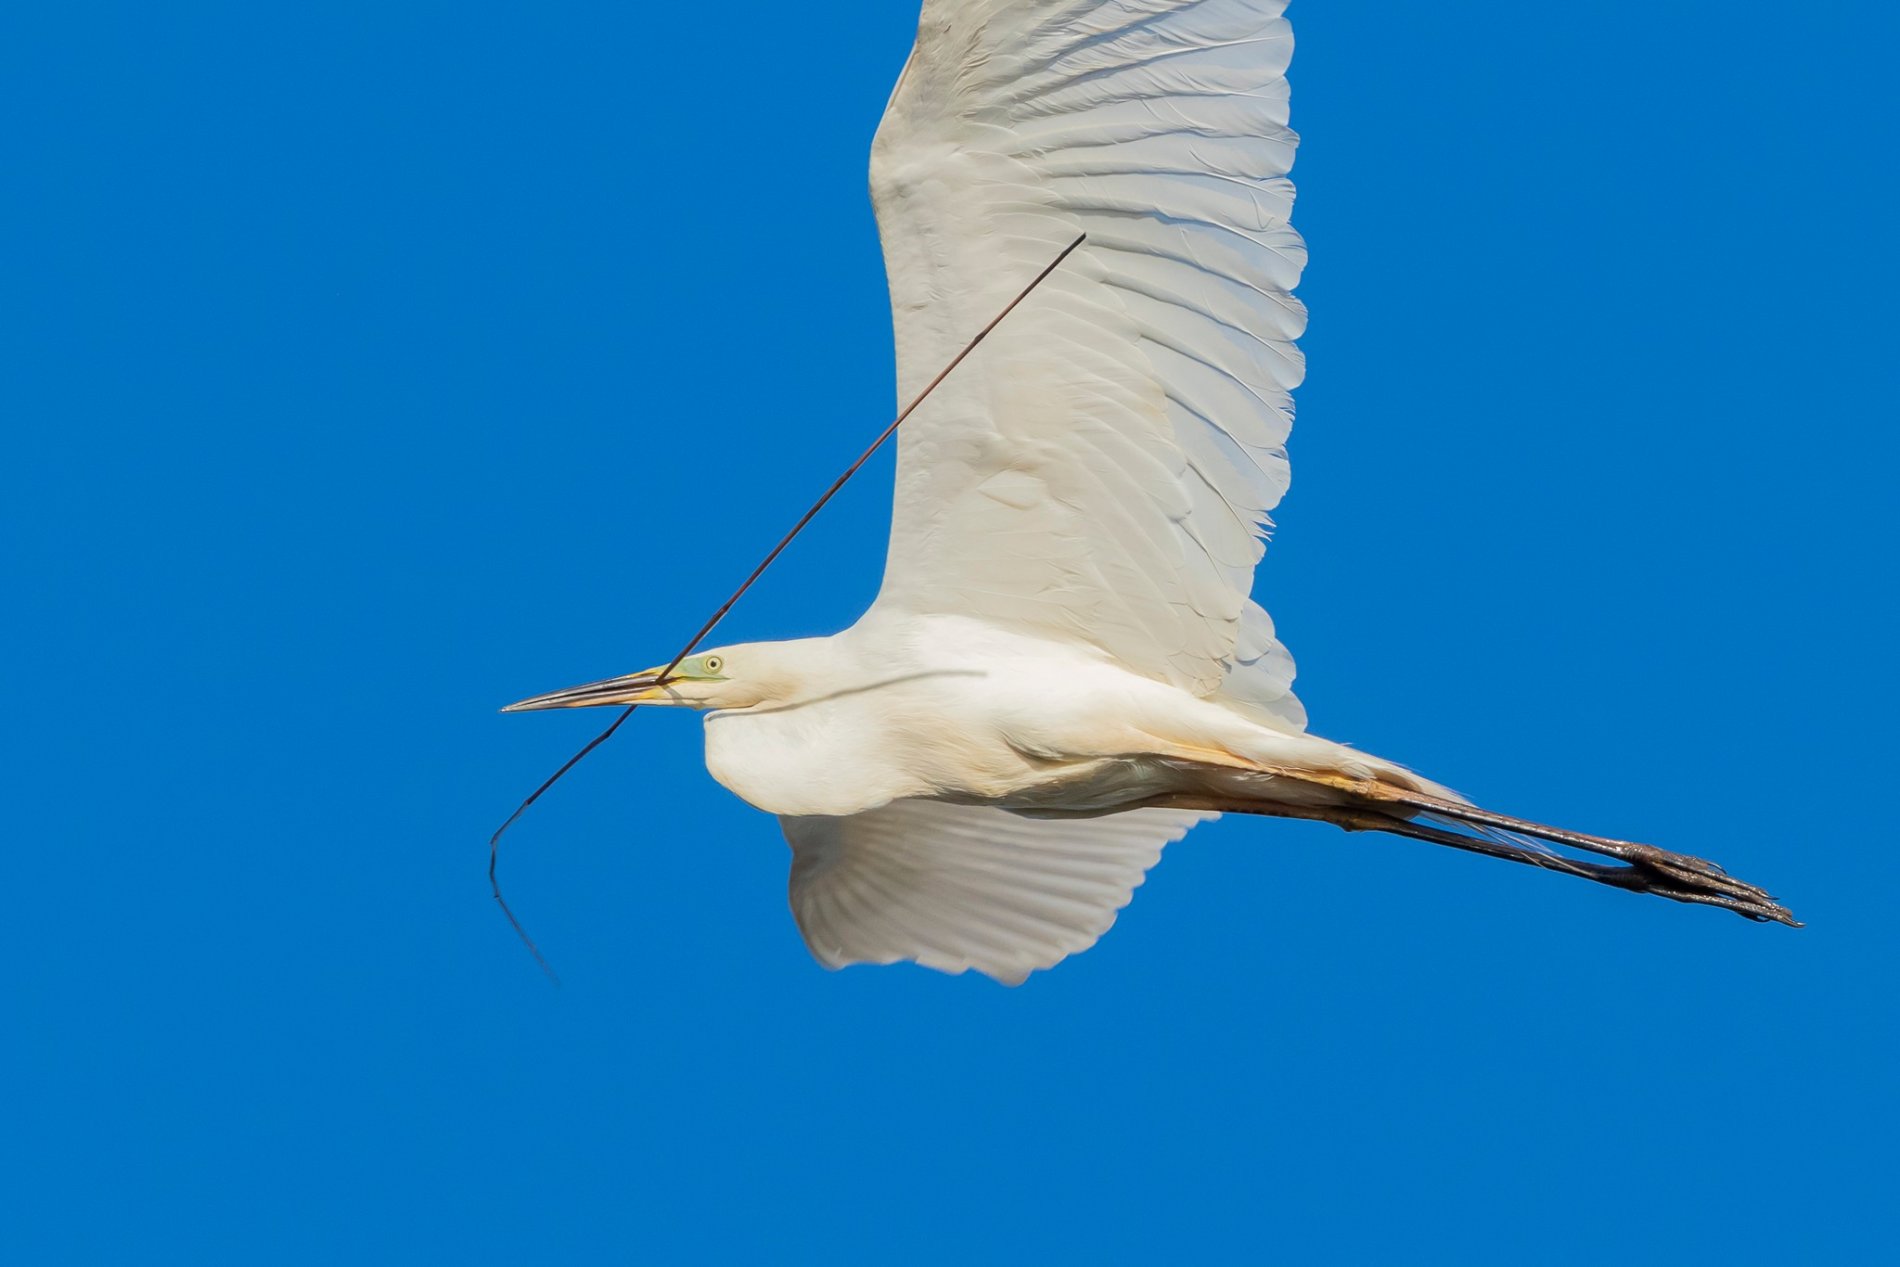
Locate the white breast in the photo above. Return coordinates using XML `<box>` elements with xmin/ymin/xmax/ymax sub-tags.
<box><xmin>702</xmin><ymin>690</ymin><xmax>927</xmax><ymax>818</ymax></box>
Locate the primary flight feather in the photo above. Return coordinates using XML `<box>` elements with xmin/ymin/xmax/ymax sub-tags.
<box><xmin>506</xmin><ymin>0</ymin><xmax>1794</xmax><ymax>984</ymax></box>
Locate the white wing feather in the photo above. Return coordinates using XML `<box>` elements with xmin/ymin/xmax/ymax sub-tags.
<box><xmin>870</xmin><ymin>0</ymin><xmax>1304</xmax><ymax>726</ymax></box>
<box><xmin>783</xmin><ymin>800</ymin><xmax>1214</xmax><ymax>984</ymax></box>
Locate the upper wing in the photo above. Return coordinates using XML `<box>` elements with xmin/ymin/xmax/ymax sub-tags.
<box><xmin>870</xmin><ymin>0</ymin><xmax>1305</xmax><ymax>701</ymax></box>
<box><xmin>783</xmin><ymin>799</ymin><xmax>1214</xmax><ymax>984</ymax></box>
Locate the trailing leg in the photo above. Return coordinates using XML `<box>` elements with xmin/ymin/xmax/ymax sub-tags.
<box><xmin>1147</xmin><ymin>773</ymin><xmax>1800</xmax><ymax>926</ymax></box>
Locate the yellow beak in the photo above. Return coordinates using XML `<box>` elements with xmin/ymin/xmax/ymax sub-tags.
<box><xmin>501</xmin><ymin>668</ymin><xmax>671</xmax><ymax>712</ymax></box>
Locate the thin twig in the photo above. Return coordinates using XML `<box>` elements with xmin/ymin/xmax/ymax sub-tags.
<box><xmin>654</xmin><ymin>232</ymin><xmax>1090</xmax><ymax>681</ymax></box>
<box><xmin>486</xmin><ymin>707</ymin><xmax>637</xmax><ymax>986</ymax></box>
<box><xmin>488</xmin><ymin>233</ymin><xmax>1091</xmax><ymax>978</ymax></box>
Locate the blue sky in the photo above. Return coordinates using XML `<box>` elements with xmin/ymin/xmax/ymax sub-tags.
<box><xmin>4</xmin><ymin>2</ymin><xmax>1894</xmax><ymax>1262</ymax></box>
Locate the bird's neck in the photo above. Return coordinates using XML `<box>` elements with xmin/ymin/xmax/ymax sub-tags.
<box><xmin>729</xmin><ymin>633</ymin><xmax>857</xmax><ymax>712</ymax></box>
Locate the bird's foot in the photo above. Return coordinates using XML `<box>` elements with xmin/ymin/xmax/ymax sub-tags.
<box><xmin>1565</xmin><ymin>838</ymin><xmax>1799</xmax><ymax>925</ymax></box>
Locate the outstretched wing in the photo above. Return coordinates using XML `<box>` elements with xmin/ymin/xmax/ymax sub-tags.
<box><xmin>870</xmin><ymin>0</ymin><xmax>1305</xmax><ymax>707</ymax></box>
<box><xmin>782</xmin><ymin>799</ymin><xmax>1214</xmax><ymax>984</ymax></box>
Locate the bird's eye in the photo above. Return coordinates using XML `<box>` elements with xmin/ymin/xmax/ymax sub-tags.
<box><xmin>703</xmin><ymin>656</ymin><xmax>724</xmax><ymax>675</ymax></box>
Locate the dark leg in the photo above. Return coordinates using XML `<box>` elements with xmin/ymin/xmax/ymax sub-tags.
<box><xmin>1147</xmin><ymin>789</ymin><xmax>1800</xmax><ymax>926</ymax></box>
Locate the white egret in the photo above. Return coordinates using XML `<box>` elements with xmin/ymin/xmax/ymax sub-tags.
<box><xmin>505</xmin><ymin>0</ymin><xmax>1794</xmax><ymax>984</ymax></box>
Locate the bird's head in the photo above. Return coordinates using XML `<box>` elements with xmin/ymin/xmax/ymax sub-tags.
<box><xmin>501</xmin><ymin>643</ymin><xmax>795</xmax><ymax>715</ymax></box>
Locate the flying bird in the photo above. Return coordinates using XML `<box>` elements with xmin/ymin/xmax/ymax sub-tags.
<box><xmin>506</xmin><ymin>0</ymin><xmax>1795</xmax><ymax>983</ymax></box>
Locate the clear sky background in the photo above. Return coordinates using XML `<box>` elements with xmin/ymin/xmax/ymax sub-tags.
<box><xmin>4</xmin><ymin>2</ymin><xmax>1895</xmax><ymax>1262</ymax></box>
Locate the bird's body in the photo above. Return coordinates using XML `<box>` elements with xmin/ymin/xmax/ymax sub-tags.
<box><xmin>506</xmin><ymin>0</ymin><xmax>1795</xmax><ymax>981</ymax></box>
<box><xmin>695</xmin><ymin>616</ymin><xmax>1431</xmax><ymax>821</ymax></box>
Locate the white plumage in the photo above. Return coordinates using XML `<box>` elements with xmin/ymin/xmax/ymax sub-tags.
<box><xmin>785</xmin><ymin>799</ymin><xmax>1212</xmax><ymax>986</ymax></box>
<box><xmin>871</xmin><ymin>0</ymin><xmax>1304</xmax><ymax>709</ymax></box>
<box><xmin>505</xmin><ymin>0</ymin><xmax>1797</xmax><ymax>983</ymax></box>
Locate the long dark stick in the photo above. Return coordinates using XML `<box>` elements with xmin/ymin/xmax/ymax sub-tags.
<box><xmin>489</xmin><ymin>233</ymin><xmax>1089</xmax><ymax>980</ymax></box>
